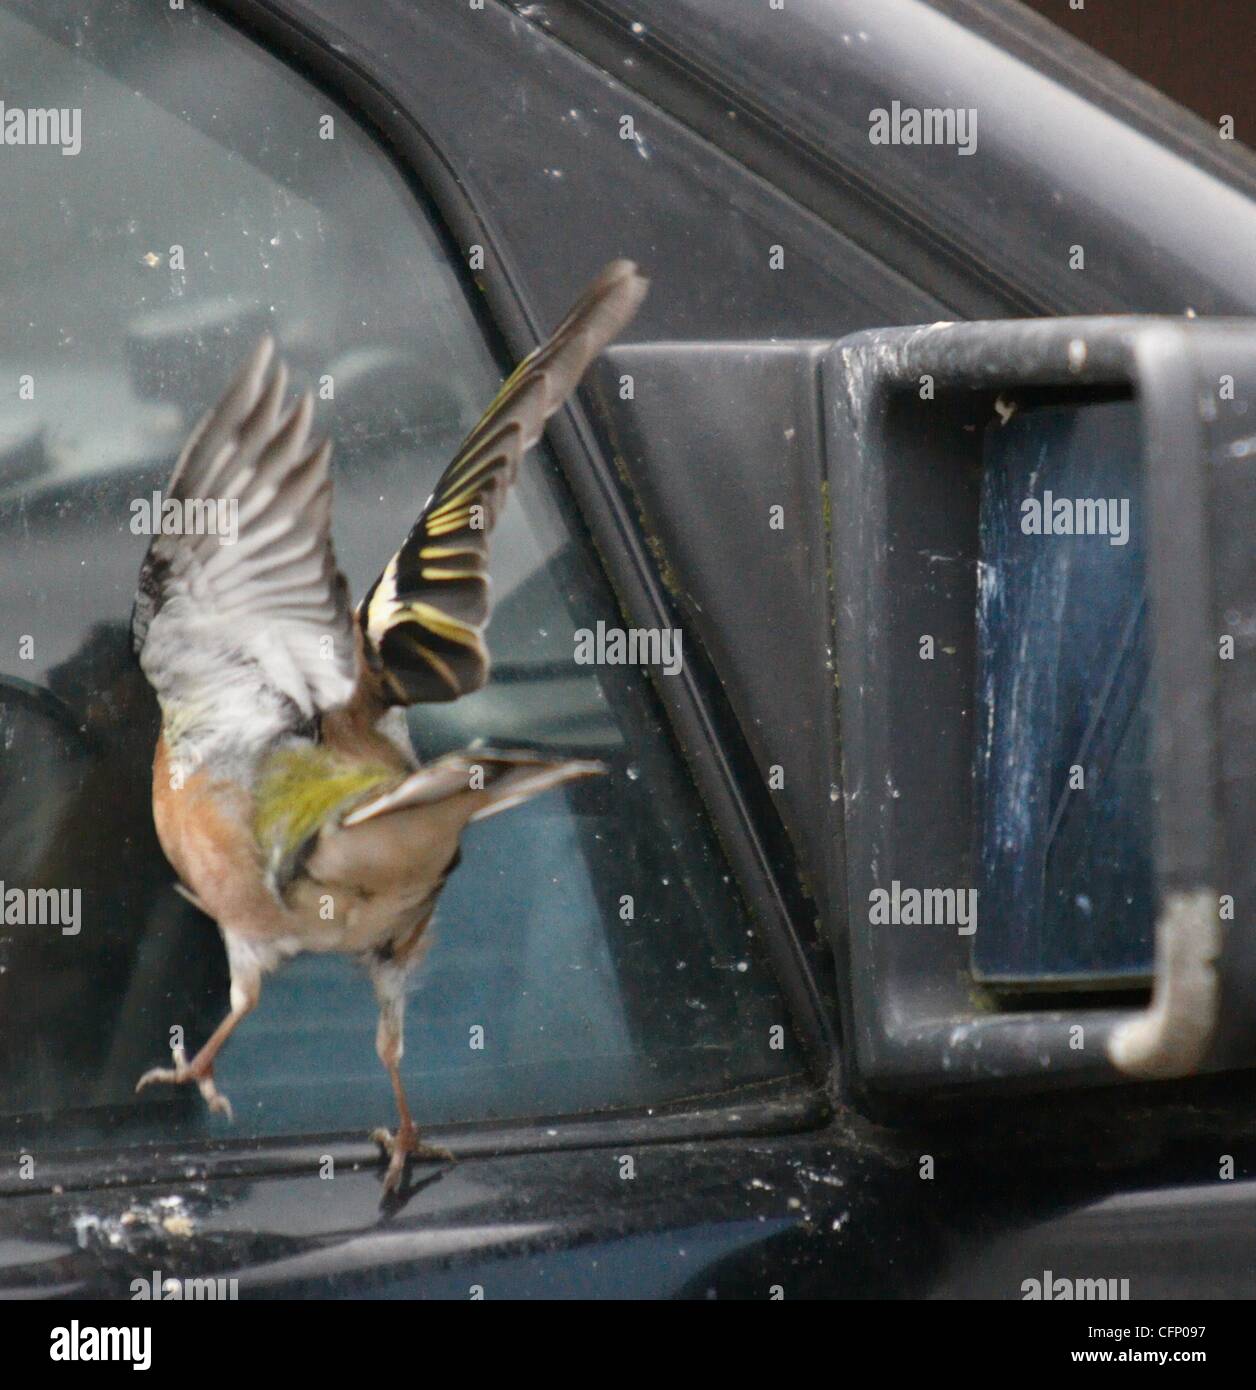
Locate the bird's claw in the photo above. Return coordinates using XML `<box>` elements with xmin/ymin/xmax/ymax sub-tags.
<box><xmin>135</xmin><ymin>1045</ymin><xmax>234</xmax><ymax>1120</ymax></box>
<box><xmin>372</xmin><ymin>1123</ymin><xmax>455</xmax><ymax>1196</ymax></box>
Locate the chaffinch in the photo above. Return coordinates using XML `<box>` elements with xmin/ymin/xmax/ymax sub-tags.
<box><xmin>131</xmin><ymin>260</ymin><xmax>648</xmax><ymax>1195</ymax></box>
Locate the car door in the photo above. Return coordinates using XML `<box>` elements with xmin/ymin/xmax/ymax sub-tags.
<box><xmin>1</xmin><ymin>0</ymin><xmax>1254</xmax><ymax>1303</ymax></box>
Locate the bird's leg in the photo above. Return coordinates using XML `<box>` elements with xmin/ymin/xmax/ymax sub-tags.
<box><xmin>136</xmin><ymin>955</ymin><xmax>260</xmax><ymax>1121</ymax></box>
<box><xmin>369</xmin><ymin>951</ymin><xmax>453</xmax><ymax>1196</ymax></box>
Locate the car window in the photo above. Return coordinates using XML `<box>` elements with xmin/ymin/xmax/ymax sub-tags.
<box><xmin>0</xmin><ymin>0</ymin><xmax>797</xmax><ymax>1153</ymax></box>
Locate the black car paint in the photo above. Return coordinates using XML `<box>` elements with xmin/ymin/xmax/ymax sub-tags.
<box><xmin>3</xmin><ymin>0</ymin><xmax>1256</xmax><ymax>1297</ymax></box>
<box><xmin>7</xmin><ymin>1074</ymin><xmax>1256</xmax><ymax>1298</ymax></box>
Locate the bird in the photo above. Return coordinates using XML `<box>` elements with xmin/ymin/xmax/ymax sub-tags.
<box><xmin>130</xmin><ymin>260</ymin><xmax>648</xmax><ymax>1195</ymax></box>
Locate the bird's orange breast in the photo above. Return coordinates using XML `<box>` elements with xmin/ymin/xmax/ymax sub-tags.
<box><xmin>152</xmin><ymin>734</ymin><xmax>289</xmax><ymax>939</ymax></box>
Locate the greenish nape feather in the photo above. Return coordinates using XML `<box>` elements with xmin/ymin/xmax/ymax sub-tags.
<box><xmin>253</xmin><ymin>746</ymin><xmax>395</xmax><ymax>857</ymax></box>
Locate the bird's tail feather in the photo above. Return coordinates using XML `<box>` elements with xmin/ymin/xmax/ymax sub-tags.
<box><xmin>341</xmin><ymin>749</ymin><xmax>604</xmax><ymax>828</ymax></box>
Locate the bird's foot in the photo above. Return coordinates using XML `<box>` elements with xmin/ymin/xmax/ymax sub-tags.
<box><xmin>136</xmin><ymin>1045</ymin><xmax>234</xmax><ymax>1120</ymax></box>
<box><xmin>371</xmin><ymin>1121</ymin><xmax>455</xmax><ymax>1196</ymax></box>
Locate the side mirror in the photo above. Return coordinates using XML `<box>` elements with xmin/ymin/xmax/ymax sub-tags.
<box><xmin>828</xmin><ymin>317</ymin><xmax>1253</xmax><ymax>1090</ymax></box>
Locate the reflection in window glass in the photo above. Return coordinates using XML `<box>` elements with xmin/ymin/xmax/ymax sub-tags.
<box><xmin>0</xmin><ymin>0</ymin><xmax>796</xmax><ymax>1150</ymax></box>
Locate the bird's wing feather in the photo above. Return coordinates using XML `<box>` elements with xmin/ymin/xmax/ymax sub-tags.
<box><xmin>132</xmin><ymin>337</ymin><xmax>357</xmax><ymax>748</ymax></box>
<box><xmin>356</xmin><ymin>259</ymin><xmax>648</xmax><ymax>705</ymax></box>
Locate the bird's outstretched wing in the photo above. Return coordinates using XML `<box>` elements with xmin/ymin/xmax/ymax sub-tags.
<box><xmin>132</xmin><ymin>337</ymin><xmax>357</xmax><ymax>752</ymax></box>
<box><xmin>356</xmin><ymin>259</ymin><xmax>648</xmax><ymax>705</ymax></box>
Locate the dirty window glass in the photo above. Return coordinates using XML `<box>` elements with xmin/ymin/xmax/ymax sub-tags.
<box><xmin>0</xmin><ymin>0</ymin><xmax>796</xmax><ymax>1153</ymax></box>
